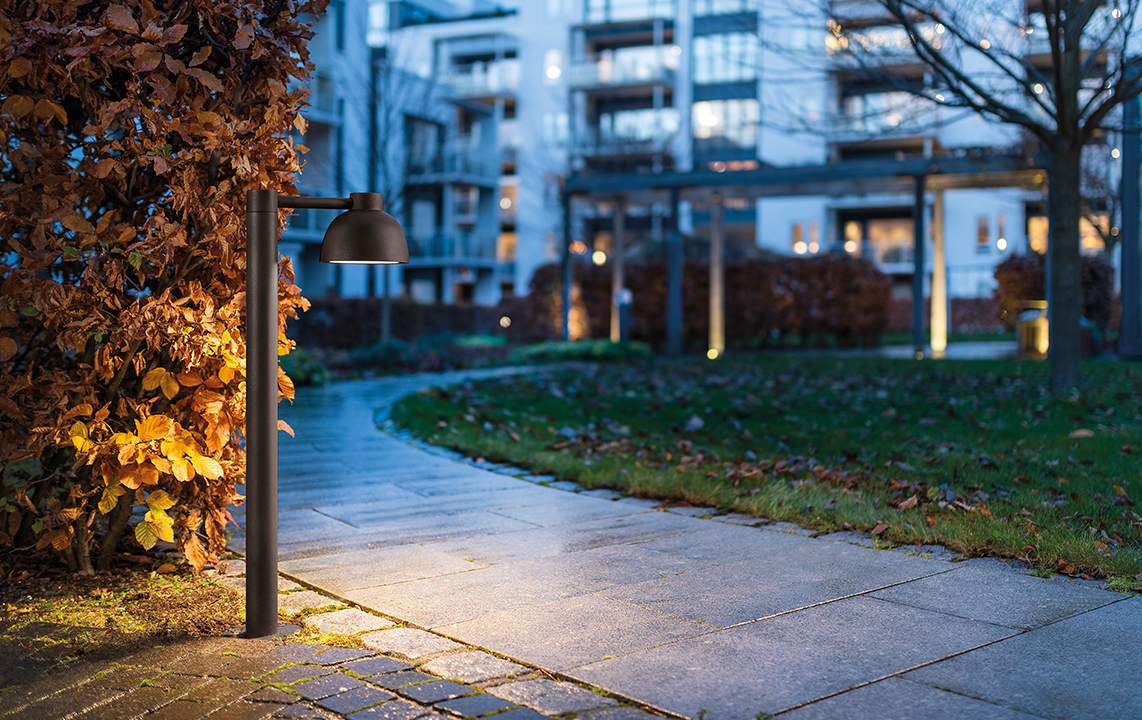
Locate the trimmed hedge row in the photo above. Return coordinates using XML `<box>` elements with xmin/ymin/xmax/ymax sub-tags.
<box><xmin>517</xmin><ymin>255</ymin><xmax>891</xmax><ymax>349</ymax></box>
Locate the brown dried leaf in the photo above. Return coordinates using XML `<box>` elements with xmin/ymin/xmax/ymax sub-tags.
<box><xmin>8</xmin><ymin>57</ymin><xmax>32</xmax><ymax>78</ymax></box>
<box><xmin>233</xmin><ymin>24</ymin><xmax>255</xmax><ymax>50</ymax></box>
<box><xmin>1069</xmin><ymin>429</ymin><xmax>1095</xmax><ymax>438</ymax></box>
<box><xmin>1</xmin><ymin>94</ymin><xmax>33</xmax><ymax>117</ymax></box>
<box><xmin>104</xmin><ymin>5</ymin><xmax>139</xmax><ymax>33</ymax></box>
<box><xmin>898</xmin><ymin>494</ymin><xmax>919</xmax><ymax>511</ymax></box>
<box><xmin>0</xmin><ymin>337</ymin><xmax>17</xmax><ymax>360</ymax></box>
<box><xmin>183</xmin><ymin>67</ymin><xmax>224</xmax><ymax>93</ymax></box>
<box><xmin>870</xmin><ymin>522</ymin><xmax>890</xmax><ymax>536</ymax></box>
<box><xmin>188</xmin><ymin>45</ymin><xmax>211</xmax><ymax>67</ymax></box>
<box><xmin>33</xmin><ymin>98</ymin><xmax>67</xmax><ymax>124</ymax></box>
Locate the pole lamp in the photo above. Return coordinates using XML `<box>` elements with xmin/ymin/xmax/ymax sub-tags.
<box><xmin>243</xmin><ymin>189</ymin><xmax>408</xmax><ymax>638</ymax></box>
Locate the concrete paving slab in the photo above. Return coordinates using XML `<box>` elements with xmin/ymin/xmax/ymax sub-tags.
<box><xmin>269</xmin><ymin>512</ymin><xmax>537</xmax><ymax>562</ymax></box>
<box><xmin>303</xmin><ymin>608</ymin><xmax>396</xmax><ymax>635</ymax></box>
<box><xmin>487</xmin><ymin>496</ymin><xmax>654</xmax><ymax>527</ymax></box>
<box><xmin>779</xmin><ymin>677</ymin><xmax>1044</xmax><ymax>720</ymax></box>
<box><xmin>315</xmin><ymin>487</ymin><xmax>564</xmax><ymax>528</ymax></box>
<box><xmin>278</xmin><ymin>591</ymin><xmax>345</xmax><ymax>614</ymax></box>
<box><xmin>283</xmin><ymin>545</ymin><xmax>484</xmax><ymax>593</ymax></box>
<box><xmin>358</xmin><ymin>628</ymin><xmax>465</xmax><ymax>660</ymax></box>
<box><xmin>629</xmin><ymin>523</ymin><xmax>810</xmax><ymax>564</ymax></box>
<box><xmin>869</xmin><ymin>564</ymin><xmax>1118</xmax><ymax>629</ymax></box>
<box><xmin>601</xmin><ymin>541</ymin><xmax>950</xmax><ymax>627</ymax></box>
<box><xmin>903</xmin><ymin>597</ymin><xmax>1142</xmax><ymax>720</ymax></box>
<box><xmin>426</xmin><ymin>512</ymin><xmax>709</xmax><ymax>566</ymax></box>
<box><xmin>440</xmin><ymin>593</ymin><xmax>709</xmax><ymax>670</ymax></box>
<box><xmin>420</xmin><ymin>652</ymin><xmax>527</xmax><ymax>683</ymax></box>
<box><xmin>488</xmin><ymin>679</ymin><xmax>616</xmax><ymax>716</ymax></box>
<box><xmin>567</xmin><ymin>596</ymin><xmax>1015</xmax><ymax>720</ymax></box>
<box><xmin>346</xmin><ymin>545</ymin><xmax>707</xmax><ymax>628</ymax></box>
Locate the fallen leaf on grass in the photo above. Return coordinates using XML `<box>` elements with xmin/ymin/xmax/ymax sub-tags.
<box><xmin>1057</xmin><ymin>558</ymin><xmax>1075</xmax><ymax>575</ymax></box>
<box><xmin>1121</xmin><ymin>445</ymin><xmax>1138</xmax><ymax>455</ymax></box>
<box><xmin>509</xmin><ymin>432</ymin><xmax>521</xmax><ymax>442</ymax></box>
<box><xmin>156</xmin><ymin>563</ymin><xmax>177</xmax><ymax>573</ymax></box>
<box><xmin>926</xmin><ymin>515</ymin><xmax>938</xmax><ymax>528</ymax></box>
<box><xmin>1069</xmin><ymin>429</ymin><xmax>1095</xmax><ymax>438</ymax></box>
<box><xmin>871</xmin><ymin>523</ymin><xmax>890</xmax><ymax>536</ymax></box>
<box><xmin>897</xmin><ymin>494</ymin><xmax>919</xmax><ymax>511</ymax></box>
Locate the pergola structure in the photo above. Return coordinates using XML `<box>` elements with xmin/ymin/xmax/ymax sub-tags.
<box><xmin>561</xmin><ymin>148</ymin><xmax>1142</xmax><ymax>359</ymax></box>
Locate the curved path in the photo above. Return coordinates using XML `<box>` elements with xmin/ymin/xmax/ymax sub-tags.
<box><xmin>233</xmin><ymin>368</ymin><xmax>1138</xmax><ymax>720</ymax></box>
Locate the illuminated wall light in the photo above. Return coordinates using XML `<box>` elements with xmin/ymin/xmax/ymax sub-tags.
<box><xmin>808</xmin><ymin>241</ymin><xmax>820</xmax><ymax>253</ymax></box>
<box><xmin>1026</xmin><ymin>26</ymin><xmax>1033</xmax><ymax>34</ymax></box>
<box><xmin>592</xmin><ymin>250</ymin><xmax>607</xmax><ymax>266</ymax></box>
<box><xmin>569</xmin><ymin>240</ymin><xmax>587</xmax><ymax>254</ymax></box>
<box><xmin>707</xmin><ymin>348</ymin><xmax>720</xmax><ymax>360</ymax></box>
<box><xmin>1112</xmin><ymin>148</ymin><xmax>1121</xmax><ymax>159</ymax></box>
<box><xmin>546</xmin><ymin>66</ymin><xmax>562</xmax><ymax>80</ymax></box>
<box><xmin>935</xmin><ymin>93</ymin><xmax>945</xmax><ymax>102</ymax></box>
<box><xmin>671</xmin><ymin>45</ymin><xmax>681</xmax><ymax>55</ymax></box>
<box><xmin>793</xmin><ymin>241</ymin><xmax>808</xmax><ymax>254</ymax></box>
<box><xmin>500</xmin><ymin>197</ymin><xmax>513</xmax><ymax>209</ymax></box>
<box><xmin>1112</xmin><ymin>226</ymin><xmax>1120</xmax><ymax>236</ymax></box>
<box><xmin>979</xmin><ymin>39</ymin><xmax>990</xmax><ymax>49</ymax></box>
<box><xmin>844</xmin><ymin>240</ymin><xmax>858</xmax><ymax>253</ymax></box>
<box><xmin>936</xmin><ymin>24</ymin><xmax>945</xmax><ymax>33</ymax></box>
<box><xmin>499</xmin><ymin>316</ymin><xmax>512</xmax><ymax>328</ymax></box>
<box><xmin>1114</xmin><ymin>8</ymin><xmax>1122</xmax><ymax>18</ymax></box>
<box><xmin>997</xmin><ymin>237</ymin><xmax>1008</xmax><ymax>251</ymax></box>
<box><xmin>1033</xmin><ymin>83</ymin><xmax>1045</xmax><ymax>94</ymax></box>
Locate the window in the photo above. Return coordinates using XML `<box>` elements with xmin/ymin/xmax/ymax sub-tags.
<box><xmin>405</xmin><ymin>117</ymin><xmax>442</xmax><ymax>173</ymax></box>
<box><xmin>599</xmin><ymin>107</ymin><xmax>680</xmax><ymax>142</ymax></box>
<box><xmin>332</xmin><ymin>0</ymin><xmax>345</xmax><ymax>51</ymax></box>
<box><xmin>693</xmin><ymin>33</ymin><xmax>757</xmax><ymax>84</ymax></box>
<box><xmin>809</xmin><ymin>221</ymin><xmax>820</xmax><ymax>253</ymax></box>
<box><xmin>976</xmin><ymin>215</ymin><xmax>990</xmax><ymax>254</ymax></box>
<box><xmin>543</xmin><ymin>112</ymin><xmax>569</xmax><ymax>145</ymax></box>
<box><xmin>692</xmin><ymin>0</ymin><xmax>757</xmax><ymax>15</ymax></box>
<box><xmin>1028</xmin><ymin>215</ymin><xmax>1048</xmax><ymax>254</ymax></box>
<box><xmin>692</xmin><ymin>99</ymin><xmax>758</xmax><ymax>151</ymax></box>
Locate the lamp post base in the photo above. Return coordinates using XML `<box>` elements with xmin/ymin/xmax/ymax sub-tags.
<box><xmin>225</xmin><ymin>623</ymin><xmax>301</xmax><ymax>639</ymax></box>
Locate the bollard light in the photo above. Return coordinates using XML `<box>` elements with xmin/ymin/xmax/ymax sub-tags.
<box><xmin>242</xmin><ymin>189</ymin><xmax>407</xmax><ymax>638</ymax></box>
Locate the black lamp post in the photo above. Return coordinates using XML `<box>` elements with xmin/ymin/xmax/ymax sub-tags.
<box><xmin>243</xmin><ymin>189</ymin><xmax>408</xmax><ymax>638</ymax></box>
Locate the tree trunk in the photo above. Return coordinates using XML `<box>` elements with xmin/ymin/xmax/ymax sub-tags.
<box><xmin>96</xmin><ymin>491</ymin><xmax>133</xmax><ymax>571</ymax></box>
<box><xmin>1047</xmin><ymin>146</ymin><xmax>1084</xmax><ymax>390</ymax></box>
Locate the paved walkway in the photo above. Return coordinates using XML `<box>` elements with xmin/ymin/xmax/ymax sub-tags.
<box><xmin>237</xmin><ymin>367</ymin><xmax>1139</xmax><ymax>720</ymax></box>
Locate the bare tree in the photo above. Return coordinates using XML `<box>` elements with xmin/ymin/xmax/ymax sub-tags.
<box><xmin>820</xmin><ymin>0</ymin><xmax>1142</xmax><ymax>389</ymax></box>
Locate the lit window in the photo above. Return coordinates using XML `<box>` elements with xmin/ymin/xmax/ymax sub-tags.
<box><xmin>976</xmin><ymin>215</ymin><xmax>990</xmax><ymax>254</ymax></box>
<box><xmin>1028</xmin><ymin>216</ymin><xmax>1048</xmax><ymax>254</ymax></box>
<box><xmin>809</xmin><ymin>221</ymin><xmax>819</xmax><ymax>253</ymax></box>
<box><xmin>792</xmin><ymin>223</ymin><xmax>806</xmax><ymax>254</ymax></box>
<box><xmin>544</xmin><ymin>49</ymin><xmax>562</xmax><ymax>83</ymax></box>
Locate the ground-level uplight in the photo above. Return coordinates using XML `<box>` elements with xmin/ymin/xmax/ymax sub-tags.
<box><xmin>243</xmin><ymin>189</ymin><xmax>407</xmax><ymax>639</ymax></box>
<box><xmin>707</xmin><ymin>348</ymin><xmax>720</xmax><ymax>360</ymax></box>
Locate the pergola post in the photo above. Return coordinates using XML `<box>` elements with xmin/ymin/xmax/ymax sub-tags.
<box><xmin>912</xmin><ymin>175</ymin><xmax>927</xmax><ymax>356</ymax></box>
<box><xmin>666</xmin><ymin>187</ymin><xmax>682</xmax><ymax>355</ymax></box>
<box><xmin>611</xmin><ymin>197</ymin><xmax>626</xmax><ymax>343</ymax></box>
<box><xmin>1121</xmin><ymin>95</ymin><xmax>1141</xmax><ymax>357</ymax></box>
<box><xmin>930</xmin><ymin>188</ymin><xmax>947</xmax><ymax>356</ymax></box>
<box><xmin>709</xmin><ymin>193</ymin><xmax>725</xmax><ymax>357</ymax></box>
<box><xmin>561</xmin><ymin>190</ymin><xmax>572</xmax><ymax>342</ymax></box>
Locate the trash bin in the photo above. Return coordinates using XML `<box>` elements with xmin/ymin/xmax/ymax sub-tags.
<box><xmin>1018</xmin><ymin>301</ymin><xmax>1048</xmax><ymax>357</ymax></box>
<box><xmin>617</xmin><ymin>288</ymin><xmax>633</xmax><ymax>342</ymax></box>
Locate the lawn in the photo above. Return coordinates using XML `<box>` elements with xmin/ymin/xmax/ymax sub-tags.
<box><xmin>392</xmin><ymin>355</ymin><xmax>1142</xmax><ymax>585</ymax></box>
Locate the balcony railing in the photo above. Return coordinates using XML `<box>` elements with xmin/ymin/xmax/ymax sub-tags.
<box><xmin>826</xmin><ymin>21</ymin><xmax>942</xmax><ymax>66</ymax></box>
<box><xmin>830</xmin><ymin>93</ymin><xmax>936</xmax><ymax>135</ymax></box>
<box><xmin>568</xmin><ymin>51</ymin><xmax>676</xmax><ymax>89</ymax></box>
<box><xmin>407</xmin><ymin>232</ymin><xmax>497</xmax><ymax>261</ymax></box>
<box><xmin>574</xmin><ymin>127</ymin><xmax>677</xmax><ymax>156</ymax></box>
<box><xmin>407</xmin><ymin>146</ymin><xmax>498</xmax><ymax>180</ymax></box>
<box><xmin>442</xmin><ymin>60</ymin><xmax>520</xmax><ymax>97</ymax></box>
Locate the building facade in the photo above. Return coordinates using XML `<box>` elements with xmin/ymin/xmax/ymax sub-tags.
<box><xmin>292</xmin><ymin>0</ymin><xmax>1119</xmax><ymax>313</ymax></box>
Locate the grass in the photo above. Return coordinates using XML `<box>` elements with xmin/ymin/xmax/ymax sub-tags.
<box><xmin>392</xmin><ymin>354</ymin><xmax>1142</xmax><ymax>584</ymax></box>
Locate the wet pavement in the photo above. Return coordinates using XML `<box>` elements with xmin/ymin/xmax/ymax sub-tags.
<box><xmin>4</xmin><ymin>362</ymin><xmax>1135</xmax><ymax>720</ymax></box>
<box><xmin>239</xmin><ymin>367</ymin><xmax>1140</xmax><ymax>720</ymax></box>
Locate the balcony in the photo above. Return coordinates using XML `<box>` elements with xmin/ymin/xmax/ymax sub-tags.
<box><xmin>442</xmin><ymin>60</ymin><xmax>520</xmax><ymax>98</ymax></box>
<box><xmin>407</xmin><ymin>144</ymin><xmax>498</xmax><ymax>186</ymax></box>
<box><xmin>568</xmin><ymin>50</ymin><xmax>676</xmax><ymax>90</ymax></box>
<box><xmin>407</xmin><ymin>231</ymin><xmax>498</xmax><ymax>267</ymax></box>
<box><xmin>826</xmin><ymin>21</ymin><xmax>942</xmax><ymax>68</ymax></box>
<box><xmin>830</xmin><ymin>92</ymin><xmax>936</xmax><ymax>138</ymax></box>
<box><xmin>584</xmin><ymin>0</ymin><xmax>675</xmax><ymax>24</ymax></box>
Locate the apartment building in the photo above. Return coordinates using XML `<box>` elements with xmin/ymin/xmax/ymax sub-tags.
<box><xmin>282</xmin><ymin>0</ymin><xmax>506</xmax><ymax>306</ymax></box>
<box><xmin>298</xmin><ymin>0</ymin><xmax>1118</xmax><ymax>315</ymax></box>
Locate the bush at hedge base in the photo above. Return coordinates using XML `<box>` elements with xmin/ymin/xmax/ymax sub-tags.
<box><xmin>994</xmin><ymin>253</ymin><xmax>1114</xmax><ymax>349</ymax></box>
<box><xmin>0</xmin><ymin>0</ymin><xmax>324</xmax><ymax>574</ymax></box>
<box><xmin>516</xmin><ymin>255</ymin><xmax>891</xmax><ymax>350</ymax></box>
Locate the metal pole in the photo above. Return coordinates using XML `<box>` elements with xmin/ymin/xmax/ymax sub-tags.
<box><xmin>381</xmin><ymin>265</ymin><xmax>392</xmax><ymax>342</ymax></box>
<box><xmin>611</xmin><ymin>198</ymin><xmax>625</xmax><ymax>343</ymax></box>
<box><xmin>1121</xmin><ymin>96</ymin><xmax>1141</xmax><ymax>356</ymax></box>
<box><xmin>666</xmin><ymin>187</ymin><xmax>682</xmax><ymax>356</ymax></box>
<box><xmin>709</xmin><ymin>193</ymin><xmax>725</xmax><ymax>357</ymax></box>
<box><xmin>911</xmin><ymin>175</ymin><xmax>927</xmax><ymax>356</ymax></box>
<box><xmin>244</xmin><ymin>188</ymin><xmax>280</xmax><ymax>638</ymax></box>
<box><xmin>561</xmin><ymin>190</ymin><xmax>572</xmax><ymax>342</ymax></box>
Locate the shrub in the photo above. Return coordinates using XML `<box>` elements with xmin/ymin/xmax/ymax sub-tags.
<box><xmin>512</xmin><ymin>340</ymin><xmax>653</xmax><ymax>364</ymax></box>
<box><xmin>0</xmin><ymin>0</ymin><xmax>322</xmax><ymax>573</ymax></box>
